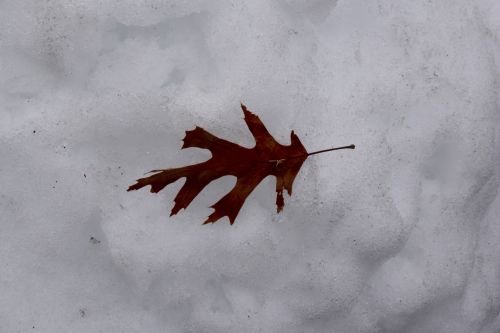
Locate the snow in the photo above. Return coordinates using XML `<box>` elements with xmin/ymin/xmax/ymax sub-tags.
<box><xmin>1</xmin><ymin>0</ymin><xmax>500</xmax><ymax>332</ymax></box>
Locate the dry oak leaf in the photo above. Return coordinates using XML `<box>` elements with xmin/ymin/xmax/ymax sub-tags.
<box><xmin>128</xmin><ymin>104</ymin><xmax>354</xmax><ymax>225</ymax></box>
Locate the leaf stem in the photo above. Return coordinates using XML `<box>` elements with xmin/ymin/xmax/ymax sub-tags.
<box><xmin>268</xmin><ymin>144</ymin><xmax>355</xmax><ymax>163</ymax></box>
<box><xmin>307</xmin><ymin>144</ymin><xmax>355</xmax><ymax>156</ymax></box>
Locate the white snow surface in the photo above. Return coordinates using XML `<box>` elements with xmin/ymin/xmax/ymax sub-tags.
<box><xmin>1</xmin><ymin>0</ymin><xmax>500</xmax><ymax>332</ymax></box>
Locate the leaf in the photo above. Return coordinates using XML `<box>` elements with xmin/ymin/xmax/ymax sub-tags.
<box><xmin>128</xmin><ymin>103</ymin><xmax>354</xmax><ymax>225</ymax></box>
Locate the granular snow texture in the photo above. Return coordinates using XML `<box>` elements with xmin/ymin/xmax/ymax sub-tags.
<box><xmin>1</xmin><ymin>1</ymin><xmax>500</xmax><ymax>332</ymax></box>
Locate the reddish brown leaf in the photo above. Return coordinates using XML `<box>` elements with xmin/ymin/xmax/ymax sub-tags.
<box><xmin>128</xmin><ymin>103</ymin><xmax>354</xmax><ymax>225</ymax></box>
